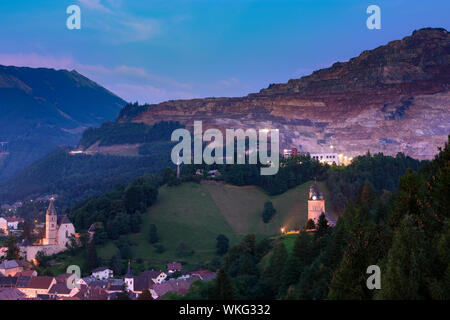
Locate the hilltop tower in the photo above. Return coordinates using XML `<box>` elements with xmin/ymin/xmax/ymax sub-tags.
<box><xmin>43</xmin><ymin>198</ymin><xmax>58</xmax><ymax>245</ymax></box>
<box><xmin>307</xmin><ymin>184</ymin><xmax>325</xmax><ymax>223</ymax></box>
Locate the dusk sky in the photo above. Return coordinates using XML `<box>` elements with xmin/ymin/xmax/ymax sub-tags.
<box><xmin>0</xmin><ymin>0</ymin><xmax>449</xmax><ymax>104</ymax></box>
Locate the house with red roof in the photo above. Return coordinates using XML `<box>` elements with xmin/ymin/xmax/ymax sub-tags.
<box><xmin>18</xmin><ymin>276</ymin><xmax>56</xmax><ymax>298</ymax></box>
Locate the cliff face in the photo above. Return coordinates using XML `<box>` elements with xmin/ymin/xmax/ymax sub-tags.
<box><xmin>119</xmin><ymin>28</ymin><xmax>450</xmax><ymax>160</ymax></box>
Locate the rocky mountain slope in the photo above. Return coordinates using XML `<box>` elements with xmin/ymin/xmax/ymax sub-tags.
<box><xmin>118</xmin><ymin>28</ymin><xmax>450</xmax><ymax>160</ymax></box>
<box><xmin>0</xmin><ymin>66</ymin><xmax>126</xmax><ymax>181</ymax></box>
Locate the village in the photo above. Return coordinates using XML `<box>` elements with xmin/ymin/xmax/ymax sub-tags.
<box><xmin>0</xmin><ymin>199</ymin><xmax>217</xmax><ymax>300</ymax></box>
<box><xmin>0</xmin><ymin>258</ymin><xmax>216</xmax><ymax>300</ymax></box>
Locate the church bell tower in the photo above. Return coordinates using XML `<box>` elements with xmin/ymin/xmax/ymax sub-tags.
<box><xmin>43</xmin><ymin>198</ymin><xmax>58</xmax><ymax>245</ymax></box>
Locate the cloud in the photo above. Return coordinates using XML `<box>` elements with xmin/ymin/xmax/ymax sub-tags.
<box><xmin>77</xmin><ymin>0</ymin><xmax>160</xmax><ymax>42</ymax></box>
<box><xmin>109</xmin><ymin>83</ymin><xmax>197</xmax><ymax>104</ymax></box>
<box><xmin>78</xmin><ymin>0</ymin><xmax>112</xmax><ymax>13</ymax></box>
<box><xmin>219</xmin><ymin>77</ymin><xmax>239</xmax><ymax>88</ymax></box>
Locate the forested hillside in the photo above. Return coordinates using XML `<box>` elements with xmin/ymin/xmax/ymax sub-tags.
<box><xmin>172</xmin><ymin>136</ymin><xmax>449</xmax><ymax>300</ymax></box>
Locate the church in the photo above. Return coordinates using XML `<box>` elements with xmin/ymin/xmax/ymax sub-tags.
<box><xmin>307</xmin><ymin>184</ymin><xmax>336</xmax><ymax>227</ymax></box>
<box><xmin>20</xmin><ymin>198</ymin><xmax>76</xmax><ymax>261</ymax></box>
<box><xmin>42</xmin><ymin>198</ymin><xmax>75</xmax><ymax>247</ymax></box>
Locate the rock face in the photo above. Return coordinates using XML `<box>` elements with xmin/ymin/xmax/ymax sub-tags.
<box><xmin>119</xmin><ymin>28</ymin><xmax>450</xmax><ymax>160</ymax></box>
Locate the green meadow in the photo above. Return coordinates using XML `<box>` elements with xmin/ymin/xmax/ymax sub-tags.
<box><xmin>97</xmin><ymin>180</ymin><xmax>331</xmax><ymax>268</ymax></box>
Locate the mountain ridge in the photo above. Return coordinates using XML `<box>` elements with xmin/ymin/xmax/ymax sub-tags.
<box><xmin>0</xmin><ymin>65</ymin><xmax>127</xmax><ymax>181</ymax></box>
<box><xmin>117</xmin><ymin>28</ymin><xmax>450</xmax><ymax>160</ymax></box>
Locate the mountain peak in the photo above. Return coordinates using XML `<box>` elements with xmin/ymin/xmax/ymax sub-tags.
<box><xmin>260</xmin><ymin>28</ymin><xmax>449</xmax><ymax>95</ymax></box>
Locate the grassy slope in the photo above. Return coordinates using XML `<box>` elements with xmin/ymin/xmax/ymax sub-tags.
<box><xmin>98</xmin><ymin>180</ymin><xmax>331</xmax><ymax>268</ymax></box>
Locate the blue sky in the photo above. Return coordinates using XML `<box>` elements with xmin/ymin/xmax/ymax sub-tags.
<box><xmin>0</xmin><ymin>0</ymin><xmax>449</xmax><ymax>103</ymax></box>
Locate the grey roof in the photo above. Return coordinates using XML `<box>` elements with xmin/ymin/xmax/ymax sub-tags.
<box><xmin>0</xmin><ymin>276</ymin><xmax>17</xmax><ymax>288</ymax></box>
<box><xmin>16</xmin><ymin>276</ymin><xmax>32</xmax><ymax>288</ymax></box>
<box><xmin>58</xmin><ymin>215</ymin><xmax>71</xmax><ymax>225</ymax></box>
<box><xmin>140</xmin><ymin>270</ymin><xmax>162</xmax><ymax>278</ymax></box>
<box><xmin>0</xmin><ymin>288</ymin><xmax>26</xmax><ymax>300</ymax></box>
<box><xmin>49</xmin><ymin>282</ymin><xmax>72</xmax><ymax>295</ymax></box>
<box><xmin>0</xmin><ymin>260</ymin><xmax>19</xmax><ymax>269</ymax></box>
<box><xmin>88</xmin><ymin>280</ymin><xmax>108</xmax><ymax>288</ymax></box>
<box><xmin>88</xmin><ymin>224</ymin><xmax>96</xmax><ymax>232</ymax></box>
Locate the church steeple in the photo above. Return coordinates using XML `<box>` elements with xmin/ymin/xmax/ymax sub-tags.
<box><xmin>125</xmin><ymin>260</ymin><xmax>133</xmax><ymax>278</ymax></box>
<box><xmin>46</xmin><ymin>197</ymin><xmax>57</xmax><ymax>216</ymax></box>
<box><xmin>43</xmin><ymin>197</ymin><xmax>58</xmax><ymax>245</ymax></box>
<box><xmin>124</xmin><ymin>260</ymin><xmax>134</xmax><ymax>292</ymax></box>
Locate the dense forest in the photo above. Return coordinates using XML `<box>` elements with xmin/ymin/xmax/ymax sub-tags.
<box><xmin>68</xmin><ymin>174</ymin><xmax>161</xmax><ymax>241</ymax></box>
<box><xmin>79</xmin><ymin>121</ymin><xmax>183</xmax><ymax>148</ymax></box>
<box><xmin>0</xmin><ymin>121</ymin><xmax>183</xmax><ymax>207</ymax></box>
<box><xmin>166</xmin><ymin>136</ymin><xmax>450</xmax><ymax>300</ymax></box>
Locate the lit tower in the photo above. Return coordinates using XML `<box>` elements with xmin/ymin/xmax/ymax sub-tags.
<box><xmin>307</xmin><ymin>184</ymin><xmax>325</xmax><ymax>223</ymax></box>
<box><xmin>43</xmin><ymin>197</ymin><xmax>58</xmax><ymax>245</ymax></box>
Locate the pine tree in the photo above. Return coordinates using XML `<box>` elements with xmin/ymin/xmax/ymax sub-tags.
<box><xmin>5</xmin><ymin>235</ymin><xmax>20</xmax><ymax>260</ymax></box>
<box><xmin>263</xmin><ymin>242</ymin><xmax>288</xmax><ymax>295</ymax></box>
<box><xmin>85</xmin><ymin>241</ymin><xmax>98</xmax><ymax>272</ymax></box>
<box><xmin>148</xmin><ymin>224</ymin><xmax>159</xmax><ymax>244</ymax></box>
<box><xmin>282</xmin><ymin>231</ymin><xmax>311</xmax><ymax>290</ymax></box>
<box><xmin>316</xmin><ymin>212</ymin><xmax>330</xmax><ymax>237</ymax></box>
<box><xmin>110</xmin><ymin>249</ymin><xmax>122</xmax><ymax>275</ymax></box>
<box><xmin>305</xmin><ymin>219</ymin><xmax>315</xmax><ymax>230</ymax></box>
<box><xmin>359</xmin><ymin>179</ymin><xmax>375</xmax><ymax>205</ymax></box>
<box><xmin>210</xmin><ymin>269</ymin><xmax>235</xmax><ymax>300</ymax></box>
<box><xmin>262</xmin><ymin>201</ymin><xmax>276</xmax><ymax>223</ymax></box>
<box><xmin>216</xmin><ymin>234</ymin><xmax>230</xmax><ymax>256</ymax></box>
<box><xmin>377</xmin><ymin>215</ymin><xmax>428</xmax><ymax>299</ymax></box>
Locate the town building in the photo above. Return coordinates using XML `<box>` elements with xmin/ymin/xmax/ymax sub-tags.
<box><xmin>283</xmin><ymin>148</ymin><xmax>298</xmax><ymax>158</ymax></box>
<box><xmin>167</xmin><ymin>262</ymin><xmax>182</xmax><ymax>274</ymax></box>
<box><xmin>310</xmin><ymin>153</ymin><xmax>339</xmax><ymax>165</ymax></box>
<box><xmin>6</xmin><ymin>217</ymin><xmax>24</xmax><ymax>230</ymax></box>
<box><xmin>18</xmin><ymin>276</ymin><xmax>57</xmax><ymax>298</ymax></box>
<box><xmin>0</xmin><ymin>260</ymin><xmax>23</xmax><ymax>277</ymax></box>
<box><xmin>91</xmin><ymin>267</ymin><xmax>113</xmax><ymax>280</ymax></box>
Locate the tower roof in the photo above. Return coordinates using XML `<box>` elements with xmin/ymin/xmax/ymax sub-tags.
<box><xmin>125</xmin><ymin>260</ymin><xmax>133</xmax><ymax>278</ymax></box>
<box><xmin>309</xmin><ymin>184</ymin><xmax>324</xmax><ymax>200</ymax></box>
<box><xmin>46</xmin><ymin>198</ymin><xmax>57</xmax><ymax>216</ymax></box>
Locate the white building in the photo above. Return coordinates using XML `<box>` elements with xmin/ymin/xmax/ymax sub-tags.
<box><xmin>92</xmin><ymin>267</ymin><xmax>114</xmax><ymax>280</ymax></box>
<box><xmin>310</xmin><ymin>153</ymin><xmax>339</xmax><ymax>165</ymax></box>
<box><xmin>6</xmin><ymin>217</ymin><xmax>24</xmax><ymax>230</ymax></box>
